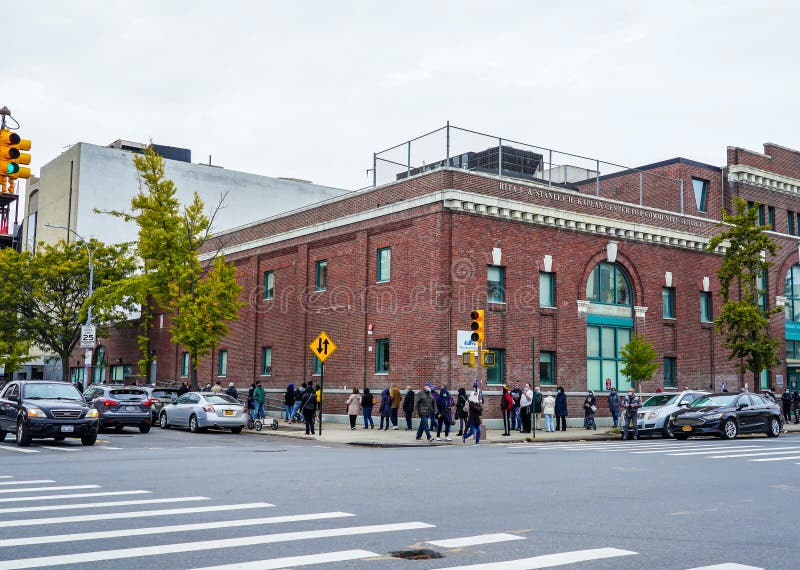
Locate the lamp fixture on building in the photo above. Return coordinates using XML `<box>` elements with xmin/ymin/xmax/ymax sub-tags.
<box><xmin>606</xmin><ymin>241</ymin><xmax>618</xmax><ymax>263</ymax></box>
<box><xmin>577</xmin><ymin>300</ymin><xmax>590</xmax><ymax>320</ymax></box>
<box><xmin>665</xmin><ymin>271</ymin><xmax>673</xmax><ymax>287</ymax></box>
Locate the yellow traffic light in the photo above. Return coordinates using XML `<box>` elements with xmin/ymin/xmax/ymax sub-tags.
<box><xmin>481</xmin><ymin>350</ymin><xmax>496</xmax><ymax>368</ymax></box>
<box><xmin>470</xmin><ymin>309</ymin><xmax>485</xmax><ymax>345</ymax></box>
<box><xmin>0</xmin><ymin>129</ymin><xmax>32</xmax><ymax>179</ymax></box>
<box><xmin>462</xmin><ymin>351</ymin><xmax>477</xmax><ymax>368</ymax></box>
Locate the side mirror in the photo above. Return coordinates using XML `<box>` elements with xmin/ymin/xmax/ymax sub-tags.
<box><xmin>737</xmin><ymin>403</ymin><xmax>748</xmax><ymax>410</ymax></box>
<box><xmin>678</xmin><ymin>401</ymin><xmax>690</xmax><ymax>407</ymax></box>
<box><xmin>8</xmin><ymin>394</ymin><xmax>19</xmax><ymax>402</ymax></box>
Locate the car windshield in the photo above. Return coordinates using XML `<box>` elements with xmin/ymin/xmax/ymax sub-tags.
<box><xmin>642</xmin><ymin>394</ymin><xmax>679</xmax><ymax>407</ymax></box>
<box><xmin>204</xmin><ymin>394</ymin><xmax>238</xmax><ymax>405</ymax></box>
<box><xmin>110</xmin><ymin>389</ymin><xmax>147</xmax><ymax>401</ymax></box>
<box><xmin>152</xmin><ymin>390</ymin><xmax>179</xmax><ymax>399</ymax></box>
<box><xmin>691</xmin><ymin>394</ymin><xmax>738</xmax><ymax>407</ymax></box>
<box><xmin>23</xmin><ymin>383</ymin><xmax>83</xmax><ymax>401</ymax></box>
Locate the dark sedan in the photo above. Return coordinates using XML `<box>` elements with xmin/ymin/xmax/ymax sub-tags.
<box><xmin>668</xmin><ymin>392</ymin><xmax>782</xmax><ymax>440</ymax></box>
<box><xmin>83</xmin><ymin>385</ymin><xmax>153</xmax><ymax>433</ymax></box>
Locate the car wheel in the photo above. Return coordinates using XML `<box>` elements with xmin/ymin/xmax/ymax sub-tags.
<box><xmin>159</xmin><ymin>412</ymin><xmax>169</xmax><ymax>429</ymax></box>
<box><xmin>674</xmin><ymin>433</ymin><xmax>689</xmax><ymax>440</ymax></box>
<box><xmin>721</xmin><ymin>419</ymin><xmax>738</xmax><ymax>440</ymax></box>
<box><xmin>114</xmin><ymin>425</ymin><xmax>125</xmax><ymax>432</ymax></box>
<box><xmin>16</xmin><ymin>419</ymin><xmax>32</xmax><ymax>447</ymax></box>
<box><xmin>0</xmin><ymin>430</ymin><xmax>6</xmax><ymax>442</ymax></box>
<box><xmin>189</xmin><ymin>415</ymin><xmax>199</xmax><ymax>433</ymax></box>
<box><xmin>661</xmin><ymin>422</ymin><xmax>672</xmax><ymax>439</ymax></box>
<box><xmin>766</xmin><ymin>416</ymin><xmax>781</xmax><ymax>437</ymax></box>
<box><xmin>231</xmin><ymin>427</ymin><xmax>243</xmax><ymax>434</ymax></box>
<box><xmin>81</xmin><ymin>431</ymin><xmax>97</xmax><ymax>446</ymax></box>
<box><xmin>139</xmin><ymin>423</ymin><xmax>151</xmax><ymax>434</ymax></box>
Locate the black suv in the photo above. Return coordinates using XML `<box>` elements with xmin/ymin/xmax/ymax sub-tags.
<box><xmin>0</xmin><ymin>381</ymin><xmax>99</xmax><ymax>447</ymax></box>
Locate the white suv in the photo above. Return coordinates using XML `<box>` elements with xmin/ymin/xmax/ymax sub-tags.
<box><xmin>637</xmin><ymin>390</ymin><xmax>708</xmax><ymax>438</ymax></box>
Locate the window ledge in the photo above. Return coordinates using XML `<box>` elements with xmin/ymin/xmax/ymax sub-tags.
<box><xmin>376</xmin><ymin>280</ymin><xmax>390</xmax><ymax>284</ymax></box>
<box><xmin>374</xmin><ymin>372</ymin><xmax>389</xmax><ymax>376</ymax></box>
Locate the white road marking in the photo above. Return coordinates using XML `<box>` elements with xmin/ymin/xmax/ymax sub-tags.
<box><xmin>667</xmin><ymin>446</ymin><xmax>770</xmax><ymax>456</ymax></box>
<box><xmin>35</xmin><ymin>446</ymin><xmax>81</xmax><ymax>452</ymax></box>
<box><xmin>0</xmin><ymin>496</ymin><xmax>209</xmax><ymax>515</ymax></box>
<box><xmin>0</xmin><ymin>480</ymin><xmax>55</xmax><ymax>486</ymax></box>
<box><xmin>0</xmin><ymin>511</ymin><xmax>355</xmax><ymax>547</ymax></box>
<box><xmin>0</xmin><ymin>476</ymin><xmax>12</xmax><ymax>479</ymax></box>
<box><xmin>189</xmin><ymin>549</ymin><xmax>380</xmax><ymax>570</ymax></box>
<box><xmin>0</xmin><ymin>485</ymin><xmax>99</xmax><ymax>495</ymax></box>
<box><xmin>97</xmin><ymin>446</ymin><xmax>123</xmax><ymax>450</ymax></box>
<box><xmin>313</xmin><ymin>445</ymin><xmax>331</xmax><ymax>448</ymax></box>
<box><xmin>631</xmin><ymin>445</ymin><xmax>760</xmax><ymax>455</ymax></box>
<box><xmin>750</xmin><ymin>455</ymin><xmax>800</xmax><ymax>462</ymax></box>
<box><xmin>0</xmin><ymin>445</ymin><xmax>38</xmax><ymax>454</ymax></box>
<box><xmin>0</xmin><ymin>502</ymin><xmax>273</xmax><ymax>528</ymax></box>
<box><xmin>708</xmin><ymin>447</ymin><xmax>800</xmax><ymax>458</ymax></box>
<box><xmin>435</xmin><ymin>547</ymin><xmax>638</xmax><ymax>569</ymax></box>
<box><xmin>683</xmin><ymin>564</ymin><xmax>764</xmax><ymax>569</ymax></box>
<box><xmin>427</xmin><ymin>533</ymin><xmax>525</xmax><ymax>548</ymax></box>
<box><xmin>0</xmin><ymin>521</ymin><xmax>434</xmax><ymax>570</ymax></box>
<box><xmin>0</xmin><ymin>490</ymin><xmax>148</xmax><ymax>503</ymax></box>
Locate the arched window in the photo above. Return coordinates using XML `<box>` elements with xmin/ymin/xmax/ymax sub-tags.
<box><xmin>93</xmin><ymin>346</ymin><xmax>107</xmax><ymax>383</ymax></box>
<box><xmin>586</xmin><ymin>262</ymin><xmax>631</xmax><ymax>305</ymax></box>
<box><xmin>784</xmin><ymin>265</ymin><xmax>800</xmax><ymax>322</ymax></box>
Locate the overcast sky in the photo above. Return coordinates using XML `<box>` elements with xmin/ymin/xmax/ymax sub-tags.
<box><xmin>11</xmin><ymin>0</ymin><xmax>800</xmax><ymax>194</ymax></box>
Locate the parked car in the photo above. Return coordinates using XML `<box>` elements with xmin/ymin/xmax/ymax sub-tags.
<box><xmin>159</xmin><ymin>392</ymin><xmax>246</xmax><ymax>433</ymax></box>
<box><xmin>82</xmin><ymin>385</ymin><xmax>152</xmax><ymax>433</ymax></box>
<box><xmin>0</xmin><ymin>381</ymin><xmax>99</xmax><ymax>447</ymax></box>
<box><xmin>668</xmin><ymin>392</ymin><xmax>782</xmax><ymax>440</ymax></box>
<box><xmin>141</xmin><ymin>386</ymin><xmax>181</xmax><ymax>422</ymax></box>
<box><xmin>637</xmin><ymin>390</ymin><xmax>708</xmax><ymax>438</ymax></box>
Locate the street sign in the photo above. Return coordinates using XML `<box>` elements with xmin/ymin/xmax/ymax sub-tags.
<box><xmin>80</xmin><ymin>325</ymin><xmax>97</xmax><ymax>348</ymax></box>
<box><xmin>309</xmin><ymin>331</ymin><xmax>337</xmax><ymax>363</ymax></box>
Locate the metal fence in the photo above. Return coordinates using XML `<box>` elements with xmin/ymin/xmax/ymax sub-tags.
<box><xmin>371</xmin><ymin>123</ymin><xmax>686</xmax><ymax>214</ymax></box>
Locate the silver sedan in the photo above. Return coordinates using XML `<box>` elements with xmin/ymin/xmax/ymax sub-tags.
<box><xmin>158</xmin><ymin>392</ymin><xmax>246</xmax><ymax>434</ymax></box>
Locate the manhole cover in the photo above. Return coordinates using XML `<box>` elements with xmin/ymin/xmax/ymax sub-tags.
<box><xmin>389</xmin><ymin>549</ymin><xmax>444</xmax><ymax>560</ymax></box>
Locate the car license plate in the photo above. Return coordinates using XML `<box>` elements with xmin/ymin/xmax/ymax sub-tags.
<box><xmin>224</xmin><ymin>410</ymin><xmax>234</xmax><ymax>416</ymax></box>
<box><xmin>681</xmin><ymin>426</ymin><xmax>692</xmax><ymax>432</ymax></box>
<box><xmin>61</xmin><ymin>425</ymin><xmax>74</xmax><ymax>433</ymax></box>
<box><xmin>125</xmin><ymin>406</ymin><xmax>137</xmax><ymax>412</ymax></box>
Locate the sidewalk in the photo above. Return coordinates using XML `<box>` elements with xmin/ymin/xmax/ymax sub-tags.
<box><xmin>245</xmin><ymin>417</ymin><xmax>800</xmax><ymax>447</ymax></box>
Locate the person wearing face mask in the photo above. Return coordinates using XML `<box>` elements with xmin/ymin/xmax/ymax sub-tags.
<box><xmin>414</xmin><ymin>382</ymin><xmax>435</xmax><ymax>443</ymax></box>
<box><xmin>621</xmin><ymin>388</ymin><xmax>642</xmax><ymax>440</ymax></box>
<box><xmin>461</xmin><ymin>390</ymin><xmax>483</xmax><ymax>444</ymax></box>
<box><xmin>583</xmin><ymin>390</ymin><xmax>597</xmax><ymax>430</ymax></box>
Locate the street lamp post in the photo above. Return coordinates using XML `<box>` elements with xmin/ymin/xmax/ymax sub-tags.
<box><xmin>44</xmin><ymin>224</ymin><xmax>95</xmax><ymax>383</ymax></box>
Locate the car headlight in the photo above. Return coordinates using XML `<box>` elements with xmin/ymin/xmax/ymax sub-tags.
<box><xmin>646</xmin><ymin>412</ymin><xmax>656</xmax><ymax>420</ymax></box>
<box><xmin>86</xmin><ymin>409</ymin><xmax>99</xmax><ymax>418</ymax></box>
<box><xmin>26</xmin><ymin>407</ymin><xmax>46</xmax><ymax>417</ymax></box>
<box><xmin>702</xmin><ymin>413</ymin><xmax>723</xmax><ymax>420</ymax></box>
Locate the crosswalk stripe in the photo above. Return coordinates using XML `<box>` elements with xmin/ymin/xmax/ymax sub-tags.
<box><xmin>97</xmin><ymin>446</ymin><xmax>123</xmax><ymax>450</ymax></box>
<box><xmin>0</xmin><ymin>476</ymin><xmax>12</xmax><ymax>479</ymax></box>
<box><xmin>35</xmin><ymin>446</ymin><xmax>80</xmax><ymax>452</ymax></box>
<box><xmin>0</xmin><ymin>521</ymin><xmax>435</xmax><ymax>570</ymax></box>
<box><xmin>434</xmin><ymin>547</ymin><xmax>638</xmax><ymax>569</ymax></box>
<box><xmin>0</xmin><ymin>485</ymin><xmax>99</xmax><ymax>495</ymax></box>
<box><xmin>0</xmin><ymin>511</ymin><xmax>355</xmax><ymax>547</ymax></box>
<box><xmin>188</xmin><ymin>549</ymin><xmax>381</xmax><ymax>570</ymax></box>
<box><xmin>0</xmin><ymin>496</ymin><xmax>209</xmax><ymax>515</ymax></box>
<box><xmin>667</xmin><ymin>447</ymin><xmax>769</xmax><ymax>456</ymax></box>
<box><xmin>0</xmin><ymin>480</ymin><xmax>55</xmax><ymax>486</ymax></box>
<box><xmin>708</xmin><ymin>448</ymin><xmax>800</xmax><ymax>459</ymax></box>
<box><xmin>427</xmin><ymin>533</ymin><xmax>525</xmax><ymax>548</ymax></box>
<box><xmin>0</xmin><ymin>446</ymin><xmax>38</xmax><ymax>454</ymax></box>
<box><xmin>0</xmin><ymin>490</ymin><xmax>149</xmax><ymax>503</ymax></box>
<box><xmin>0</xmin><ymin>502</ymin><xmax>273</xmax><ymax>528</ymax></box>
<box><xmin>750</xmin><ymin>455</ymin><xmax>800</xmax><ymax>462</ymax></box>
<box><xmin>631</xmin><ymin>445</ymin><xmax>762</xmax><ymax>455</ymax></box>
<box><xmin>683</xmin><ymin>563</ymin><xmax>764</xmax><ymax>569</ymax></box>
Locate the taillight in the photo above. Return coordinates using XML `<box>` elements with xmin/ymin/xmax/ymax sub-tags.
<box><xmin>142</xmin><ymin>399</ymin><xmax>153</xmax><ymax>407</ymax></box>
<box><xmin>202</xmin><ymin>405</ymin><xmax>215</xmax><ymax>413</ymax></box>
<box><xmin>100</xmin><ymin>399</ymin><xmax>119</xmax><ymax>406</ymax></box>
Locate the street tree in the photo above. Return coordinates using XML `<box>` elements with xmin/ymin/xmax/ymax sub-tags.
<box><xmin>101</xmin><ymin>147</ymin><xmax>243</xmax><ymax>389</ymax></box>
<box><xmin>706</xmin><ymin>197</ymin><xmax>781</xmax><ymax>389</ymax></box>
<box><xmin>0</xmin><ymin>241</ymin><xmax>137</xmax><ymax>382</ymax></box>
<box><xmin>619</xmin><ymin>334</ymin><xmax>659</xmax><ymax>393</ymax></box>
<box><xmin>0</xmin><ymin>307</ymin><xmax>33</xmax><ymax>380</ymax></box>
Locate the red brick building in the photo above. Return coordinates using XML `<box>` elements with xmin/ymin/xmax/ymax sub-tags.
<box><xmin>84</xmin><ymin>138</ymin><xmax>800</xmax><ymax>417</ymax></box>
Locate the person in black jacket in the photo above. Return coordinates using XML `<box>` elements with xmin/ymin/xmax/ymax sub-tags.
<box><xmin>455</xmin><ymin>387</ymin><xmax>468</xmax><ymax>436</ymax></box>
<box><xmin>300</xmin><ymin>385</ymin><xmax>317</xmax><ymax>435</ymax></box>
<box><xmin>782</xmin><ymin>390</ymin><xmax>793</xmax><ymax>422</ymax></box>
<box><xmin>361</xmin><ymin>387</ymin><xmax>375</xmax><ymax>429</ymax></box>
<box><xmin>283</xmin><ymin>384</ymin><xmax>295</xmax><ymax>422</ymax></box>
<box><xmin>555</xmin><ymin>386</ymin><xmax>568</xmax><ymax>431</ymax></box>
<box><xmin>402</xmin><ymin>386</ymin><xmax>415</xmax><ymax>430</ymax></box>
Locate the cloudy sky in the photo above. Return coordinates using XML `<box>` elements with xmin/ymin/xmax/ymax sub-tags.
<box><xmin>11</xmin><ymin>0</ymin><xmax>800</xmax><ymax>192</ymax></box>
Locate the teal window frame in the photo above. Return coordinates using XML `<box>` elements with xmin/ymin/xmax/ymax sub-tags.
<box><xmin>312</xmin><ymin>355</ymin><xmax>322</xmax><ymax>375</ymax></box>
<box><xmin>692</xmin><ymin>178</ymin><xmax>708</xmax><ymax>213</ymax></box>
<box><xmin>700</xmin><ymin>292</ymin><xmax>713</xmax><ymax>322</ymax></box>
<box><xmin>70</xmin><ymin>367</ymin><xmax>86</xmax><ymax>383</ymax></box>
<box><xmin>261</xmin><ymin>347</ymin><xmax>272</xmax><ymax>376</ymax></box>
<box><xmin>539</xmin><ymin>272</ymin><xmax>555</xmax><ymax>308</ymax></box>
<box><xmin>263</xmin><ymin>270</ymin><xmax>275</xmax><ymax>300</ymax></box>
<box><xmin>758</xmin><ymin>272</ymin><xmax>768</xmax><ymax>313</ymax></box>
<box><xmin>486</xmin><ymin>348</ymin><xmax>505</xmax><ymax>385</ymax></box>
<box><xmin>784</xmin><ymin>265</ymin><xmax>800</xmax><ymax>322</ymax></box>
<box><xmin>487</xmin><ymin>265</ymin><xmax>506</xmax><ymax>303</ymax></box>
<box><xmin>662</xmin><ymin>287</ymin><xmax>675</xmax><ymax>319</ymax></box>
<box><xmin>586</xmin><ymin>262</ymin><xmax>632</xmax><ymax>306</ymax></box>
<box><xmin>586</xmin><ymin>325</ymin><xmax>632</xmax><ymax>392</ymax></box>
<box><xmin>315</xmin><ymin>260</ymin><xmax>327</xmax><ymax>291</ymax></box>
<box><xmin>663</xmin><ymin>357</ymin><xmax>676</xmax><ymax>388</ymax></box>
<box><xmin>93</xmin><ymin>346</ymin><xmax>106</xmax><ymax>383</ymax></box>
<box><xmin>181</xmin><ymin>352</ymin><xmax>189</xmax><ymax>377</ymax></box>
<box><xmin>768</xmin><ymin>206</ymin><xmax>775</xmax><ymax>230</ymax></box>
<box><xmin>789</xmin><ymin>211</ymin><xmax>795</xmax><ymax>236</ymax></box>
<box><xmin>375</xmin><ymin>339</ymin><xmax>389</xmax><ymax>373</ymax></box>
<box><xmin>539</xmin><ymin>351</ymin><xmax>555</xmax><ymax>385</ymax></box>
<box><xmin>217</xmin><ymin>349</ymin><xmax>228</xmax><ymax>377</ymax></box>
<box><xmin>787</xmin><ymin>340</ymin><xmax>800</xmax><ymax>360</ymax></box>
<box><xmin>111</xmin><ymin>365</ymin><xmax>125</xmax><ymax>382</ymax></box>
<box><xmin>377</xmin><ymin>247</ymin><xmax>391</xmax><ymax>283</ymax></box>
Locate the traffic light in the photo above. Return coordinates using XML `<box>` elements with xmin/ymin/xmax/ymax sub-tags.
<box><xmin>470</xmin><ymin>309</ymin><xmax>485</xmax><ymax>345</ymax></box>
<box><xmin>0</xmin><ymin>129</ymin><xmax>32</xmax><ymax>179</ymax></box>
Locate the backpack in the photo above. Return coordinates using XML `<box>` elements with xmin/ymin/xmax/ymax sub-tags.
<box><xmin>302</xmin><ymin>392</ymin><xmax>315</xmax><ymax>412</ymax></box>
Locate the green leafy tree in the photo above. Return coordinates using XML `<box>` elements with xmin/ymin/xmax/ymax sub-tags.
<box><xmin>706</xmin><ymin>197</ymin><xmax>781</xmax><ymax>388</ymax></box>
<box><xmin>0</xmin><ymin>241</ymin><xmax>137</xmax><ymax>382</ymax></box>
<box><xmin>101</xmin><ymin>147</ymin><xmax>243</xmax><ymax>389</ymax></box>
<box><xmin>0</xmin><ymin>307</ymin><xmax>33</xmax><ymax>380</ymax></box>
<box><xmin>619</xmin><ymin>334</ymin><xmax>659</xmax><ymax>392</ymax></box>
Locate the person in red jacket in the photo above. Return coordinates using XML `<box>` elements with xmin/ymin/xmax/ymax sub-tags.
<box><xmin>500</xmin><ymin>386</ymin><xmax>514</xmax><ymax>436</ymax></box>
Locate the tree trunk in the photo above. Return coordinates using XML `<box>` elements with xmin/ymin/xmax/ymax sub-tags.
<box><xmin>190</xmin><ymin>359</ymin><xmax>199</xmax><ymax>391</ymax></box>
<box><xmin>60</xmin><ymin>351</ymin><xmax>70</xmax><ymax>383</ymax></box>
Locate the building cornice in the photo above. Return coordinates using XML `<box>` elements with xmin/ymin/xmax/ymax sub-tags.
<box><xmin>728</xmin><ymin>164</ymin><xmax>800</xmax><ymax>196</ymax></box>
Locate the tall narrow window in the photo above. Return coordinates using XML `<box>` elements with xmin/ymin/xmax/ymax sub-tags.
<box><xmin>692</xmin><ymin>178</ymin><xmax>708</xmax><ymax>213</ymax></box>
<box><xmin>93</xmin><ymin>346</ymin><xmax>106</xmax><ymax>383</ymax></box>
<box><xmin>181</xmin><ymin>352</ymin><xmax>189</xmax><ymax>377</ymax></box>
<box><xmin>788</xmin><ymin>211</ymin><xmax>795</xmax><ymax>236</ymax></box>
<box><xmin>375</xmin><ymin>339</ymin><xmax>390</xmax><ymax>373</ymax></box>
<box><xmin>662</xmin><ymin>287</ymin><xmax>675</xmax><ymax>318</ymax></box>
<box><xmin>758</xmin><ymin>205</ymin><xmax>765</xmax><ymax>226</ymax></box>
<box><xmin>663</xmin><ymin>357</ymin><xmax>676</xmax><ymax>388</ymax></box>
<box><xmin>539</xmin><ymin>351</ymin><xmax>555</xmax><ymax>385</ymax></box>
<box><xmin>486</xmin><ymin>348</ymin><xmax>505</xmax><ymax>384</ymax></box>
<box><xmin>218</xmin><ymin>349</ymin><xmax>228</xmax><ymax>377</ymax></box>
<box><xmin>539</xmin><ymin>272</ymin><xmax>555</xmax><ymax>308</ymax></box>
<box><xmin>700</xmin><ymin>292</ymin><xmax>712</xmax><ymax>322</ymax></box>
<box><xmin>312</xmin><ymin>355</ymin><xmax>322</xmax><ymax>375</ymax></box>
<box><xmin>377</xmin><ymin>247</ymin><xmax>391</xmax><ymax>282</ymax></box>
<box><xmin>315</xmin><ymin>260</ymin><xmax>327</xmax><ymax>291</ymax></box>
<box><xmin>487</xmin><ymin>265</ymin><xmax>505</xmax><ymax>303</ymax></box>
<box><xmin>263</xmin><ymin>270</ymin><xmax>274</xmax><ymax>300</ymax></box>
<box><xmin>261</xmin><ymin>347</ymin><xmax>272</xmax><ymax>376</ymax></box>
<box><xmin>768</xmin><ymin>206</ymin><xmax>775</xmax><ymax>230</ymax></box>
<box><xmin>758</xmin><ymin>272</ymin><xmax>768</xmax><ymax>313</ymax></box>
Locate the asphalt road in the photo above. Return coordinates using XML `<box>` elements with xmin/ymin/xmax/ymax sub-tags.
<box><xmin>1</xmin><ymin>426</ymin><xmax>799</xmax><ymax>569</ymax></box>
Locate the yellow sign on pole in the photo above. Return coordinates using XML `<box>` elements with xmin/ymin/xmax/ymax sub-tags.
<box><xmin>309</xmin><ymin>331</ymin><xmax>337</xmax><ymax>363</ymax></box>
